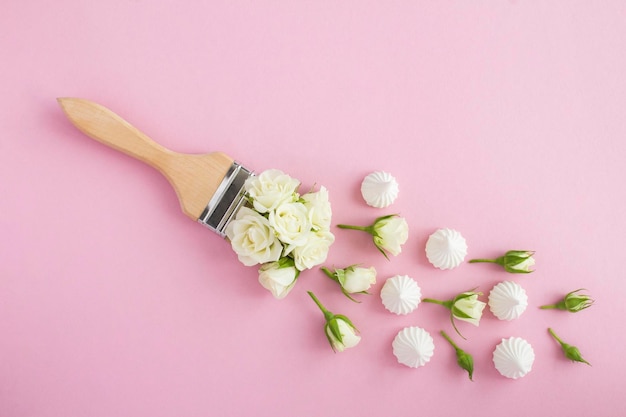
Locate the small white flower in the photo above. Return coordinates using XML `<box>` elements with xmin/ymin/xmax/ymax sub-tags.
<box><xmin>244</xmin><ymin>169</ymin><xmax>300</xmax><ymax>214</ymax></box>
<box><xmin>301</xmin><ymin>186</ymin><xmax>332</xmax><ymax>231</ymax></box>
<box><xmin>322</xmin><ymin>265</ymin><xmax>376</xmax><ymax>301</ymax></box>
<box><xmin>327</xmin><ymin>318</ymin><xmax>361</xmax><ymax>352</ymax></box>
<box><xmin>258</xmin><ymin>258</ymin><xmax>299</xmax><ymax>299</ymax></box>
<box><xmin>268</xmin><ymin>202</ymin><xmax>311</xmax><ymax>250</ymax></box>
<box><xmin>225</xmin><ymin>207</ymin><xmax>283</xmax><ymax>266</ymax></box>
<box><xmin>423</xmin><ymin>290</ymin><xmax>487</xmax><ymax>339</ymax></box>
<box><xmin>308</xmin><ymin>291</ymin><xmax>361</xmax><ymax>352</ymax></box>
<box><xmin>373</xmin><ymin>215</ymin><xmax>409</xmax><ymax>257</ymax></box>
<box><xmin>292</xmin><ymin>230</ymin><xmax>335</xmax><ymax>271</ymax></box>
<box><xmin>338</xmin><ymin>214</ymin><xmax>409</xmax><ymax>259</ymax></box>
<box><xmin>342</xmin><ymin>266</ymin><xmax>377</xmax><ymax>293</ymax></box>
<box><xmin>452</xmin><ymin>292</ymin><xmax>487</xmax><ymax>326</ymax></box>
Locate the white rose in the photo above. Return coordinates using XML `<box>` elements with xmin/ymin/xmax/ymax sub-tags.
<box><xmin>452</xmin><ymin>292</ymin><xmax>487</xmax><ymax>326</ymax></box>
<box><xmin>268</xmin><ymin>202</ymin><xmax>311</xmax><ymax>250</ymax></box>
<box><xmin>258</xmin><ymin>259</ymin><xmax>299</xmax><ymax>299</ymax></box>
<box><xmin>342</xmin><ymin>266</ymin><xmax>377</xmax><ymax>294</ymax></box>
<box><xmin>372</xmin><ymin>215</ymin><xmax>409</xmax><ymax>257</ymax></box>
<box><xmin>244</xmin><ymin>169</ymin><xmax>300</xmax><ymax>214</ymax></box>
<box><xmin>225</xmin><ymin>207</ymin><xmax>283</xmax><ymax>266</ymax></box>
<box><xmin>301</xmin><ymin>186</ymin><xmax>332</xmax><ymax>231</ymax></box>
<box><xmin>292</xmin><ymin>231</ymin><xmax>335</xmax><ymax>271</ymax></box>
<box><xmin>327</xmin><ymin>317</ymin><xmax>361</xmax><ymax>352</ymax></box>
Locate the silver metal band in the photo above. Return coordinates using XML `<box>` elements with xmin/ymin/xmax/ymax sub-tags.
<box><xmin>197</xmin><ymin>162</ymin><xmax>254</xmax><ymax>237</ymax></box>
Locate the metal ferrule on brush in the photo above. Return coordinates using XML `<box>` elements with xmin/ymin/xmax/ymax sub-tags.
<box><xmin>198</xmin><ymin>162</ymin><xmax>254</xmax><ymax>237</ymax></box>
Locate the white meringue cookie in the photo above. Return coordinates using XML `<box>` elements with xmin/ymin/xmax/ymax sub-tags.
<box><xmin>392</xmin><ymin>327</ymin><xmax>435</xmax><ymax>368</ymax></box>
<box><xmin>360</xmin><ymin>171</ymin><xmax>399</xmax><ymax>208</ymax></box>
<box><xmin>493</xmin><ymin>337</ymin><xmax>535</xmax><ymax>379</ymax></box>
<box><xmin>425</xmin><ymin>228</ymin><xmax>467</xmax><ymax>270</ymax></box>
<box><xmin>488</xmin><ymin>281</ymin><xmax>528</xmax><ymax>321</ymax></box>
<box><xmin>380</xmin><ymin>275</ymin><xmax>422</xmax><ymax>315</ymax></box>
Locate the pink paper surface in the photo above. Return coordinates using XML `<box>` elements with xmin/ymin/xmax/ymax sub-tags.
<box><xmin>2</xmin><ymin>2</ymin><xmax>625</xmax><ymax>416</ymax></box>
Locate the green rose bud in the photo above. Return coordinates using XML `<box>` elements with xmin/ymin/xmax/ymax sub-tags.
<box><xmin>469</xmin><ymin>250</ymin><xmax>535</xmax><ymax>273</ymax></box>
<box><xmin>440</xmin><ymin>330</ymin><xmax>474</xmax><ymax>381</ymax></box>
<box><xmin>423</xmin><ymin>290</ymin><xmax>486</xmax><ymax>339</ymax></box>
<box><xmin>337</xmin><ymin>214</ymin><xmax>409</xmax><ymax>259</ymax></box>
<box><xmin>548</xmin><ymin>328</ymin><xmax>591</xmax><ymax>366</ymax></box>
<box><xmin>307</xmin><ymin>291</ymin><xmax>361</xmax><ymax>352</ymax></box>
<box><xmin>540</xmin><ymin>289</ymin><xmax>594</xmax><ymax>312</ymax></box>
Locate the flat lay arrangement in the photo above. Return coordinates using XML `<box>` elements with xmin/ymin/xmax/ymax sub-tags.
<box><xmin>57</xmin><ymin>98</ymin><xmax>594</xmax><ymax>381</ymax></box>
<box><xmin>3</xmin><ymin>2</ymin><xmax>624</xmax><ymax>417</ymax></box>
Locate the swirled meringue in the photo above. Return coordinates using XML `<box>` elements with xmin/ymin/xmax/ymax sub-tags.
<box><xmin>425</xmin><ymin>228</ymin><xmax>467</xmax><ymax>270</ymax></box>
<box><xmin>380</xmin><ymin>275</ymin><xmax>421</xmax><ymax>315</ymax></box>
<box><xmin>360</xmin><ymin>171</ymin><xmax>399</xmax><ymax>208</ymax></box>
<box><xmin>493</xmin><ymin>337</ymin><xmax>535</xmax><ymax>379</ymax></box>
<box><xmin>392</xmin><ymin>326</ymin><xmax>435</xmax><ymax>368</ymax></box>
<box><xmin>488</xmin><ymin>281</ymin><xmax>528</xmax><ymax>321</ymax></box>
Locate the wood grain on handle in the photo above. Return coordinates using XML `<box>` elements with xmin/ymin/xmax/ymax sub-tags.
<box><xmin>57</xmin><ymin>98</ymin><xmax>234</xmax><ymax>221</ymax></box>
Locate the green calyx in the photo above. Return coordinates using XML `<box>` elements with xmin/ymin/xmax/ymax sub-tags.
<box><xmin>278</xmin><ymin>257</ymin><xmax>301</xmax><ymax>277</ymax></box>
<box><xmin>501</xmin><ymin>251</ymin><xmax>535</xmax><ymax>273</ymax></box>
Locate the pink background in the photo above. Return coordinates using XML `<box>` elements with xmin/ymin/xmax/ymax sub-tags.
<box><xmin>2</xmin><ymin>1</ymin><xmax>625</xmax><ymax>416</ymax></box>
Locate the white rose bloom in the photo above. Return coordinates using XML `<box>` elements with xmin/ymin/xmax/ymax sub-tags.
<box><xmin>292</xmin><ymin>231</ymin><xmax>335</xmax><ymax>271</ymax></box>
<box><xmin>258</xmin><ymin>260</ymin><xmax>299</xmax><ymax>299</ymax></box>
<box><xmin>225</xmin><ymin>207</ymin><xmax>283</xmax><ymax>266</ymax></box>
<box><xmin>373</xmin><ymin>215</ymin><xmax>409</xmax><ymax>257</ymax></box>
<box><xmin>342</xmin><ymin>266</ymin><xmax>377</xmax><ymax>294</ymax></box>
<box><xmin>301</xmin><ymin>186</ymin><xmax>332</xmax><ymax>231</ymax></box>
<box><xmin>327</xmin><ymin>318</ymin><xmax>361</xmax><ymax>352</ymax></box>
<box><xmin>268</xmin><ymin>202</ymin><xmax>311</xmax><ymax>250</ymax></box>
<box><xmin>452</xmin><ymin>292</ymin><xmax>487</xmax><ymax>326</ymax></box>
<box><xmin>244</xmin><ymin>169</ymin><xmax>300</xmax><ymax>214</ymax></box>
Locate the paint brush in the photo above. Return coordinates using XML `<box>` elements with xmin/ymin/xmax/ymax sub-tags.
<box><xmin>57</xmin><ymin>98</ymin><xmax>253</xmax><ymax>236</ymax></box>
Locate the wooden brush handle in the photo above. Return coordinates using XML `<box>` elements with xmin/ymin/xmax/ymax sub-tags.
<box><xmin>57</xmin><ymin>98</ymin><xmax>235</xmax><ymax>221</ymax></box>
<box><xmin>57</xmin><ymin>98</ymin><xmax>177</xmax><ymax>174</ymax></box>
